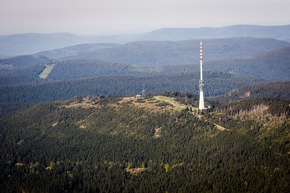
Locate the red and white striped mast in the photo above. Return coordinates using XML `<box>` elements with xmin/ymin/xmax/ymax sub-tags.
<box><xmin>199</xmin><ymin>41</ymin><xmax>205</xmax><ymax>110</ymax></box>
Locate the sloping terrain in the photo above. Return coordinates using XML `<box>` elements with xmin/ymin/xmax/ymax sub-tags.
<box><xmin>0</xmin><ymin>72</ymin><xmax>260</xmax><ymax>105</ymax></box>
<box><xmin>0</xmin><ymin>55</ymin><xmax>52</xmax><ymax>68</ymax></box>
<box><xmin>140</xmin><ymin>24</ymin><xmax>290</xmax><ymax>42</ymax></box>
<box><xmin>36</xmin><ymin>43</ymin><xmax>119</xmax><ymax>59</ymax></box>
<box><xmin>1</xmin><ymin>24</ymin><xmax>290</xmax><ymax>56</ymax></box>
<box><xmin>0</xmin><ymin>33</ymin><xmax>83</xmax><ymax>56</ymax></box>
<box><xmin>37</xmin><ymin>37</ymin><xmax>290</xmax><ymax>66</ymax></box>
<box><xmin>0</xmin><ymin>95</ymin><xmax>289</xmax><ymax>192</ymax></box>
<box><xmin>219</xmin><ymin>81</ymin><xmax>290</xmax><ymax>102</ymax></box>
<box><xmin>203</xmin><ymin>46</ymin><xmax>290</xmax><ymax>81</ymax></box>
<box><xmin>1</xmin><ymin>37</ymin><xmax>289</xmax><ymax>88</ymax></box>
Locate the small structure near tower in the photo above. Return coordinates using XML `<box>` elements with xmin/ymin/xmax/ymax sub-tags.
<box><xmin>142</xmin><ymin>88</ymin><xmax>146</xmax><ymax>96</ymax></box>
<box><xmin>136</xmin><ymin>87</ymin><xmax>146</xmax><ymax>99</ymax></box>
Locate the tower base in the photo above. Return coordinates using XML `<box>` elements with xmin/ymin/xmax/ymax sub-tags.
<box><xmin>199</xmin><ymin>90</ymin><xmax>205</xmax><ymax>110</ymax></box>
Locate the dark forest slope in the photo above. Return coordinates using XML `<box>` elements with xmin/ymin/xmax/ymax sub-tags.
<box><xmin>38</xmin><ymin>38</ymin><xmax>290</xmax><ymax>66</ymax></box>
<box><xmin>1</xmin><ymin>37</ymin><xmax>289</xmax><ymax>87</ymax></box>
<box><xmin>0</xmin><ymin>95</ymin><xmax>289</xmax><ymax>192</ymax></box>
<box><xmin>203</xmin><ymin>46</ymin><xmax>290</xmax><ymax>81</ymax></box>
<box><xmin>224</xmin><ymin>81</ymin><xmax>290</xmax><ymax>101</ymax></box>
<box><xmin>0</xmin><ymin>72</ymin><xmax>260</xmax><ymax>104</ymax></box>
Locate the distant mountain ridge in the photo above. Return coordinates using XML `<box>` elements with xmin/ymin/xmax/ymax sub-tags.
<box><xmin>141</xmin><ymin>25</ymin><xmax>290</xmax><ymax>42</ymax></box>
<box><xmin>1</xmin><ymin>24</ymin><xmax>290</xmax><ymax>56</ymax></box>
<box><xmin>37</xmin><ymin>37</ymin><xmax>290</xmax><ymax>66</ymax></box>
<box><xmin>0</xmin><ymin>33</ymin><xmax>82</xmax><ymax>56</ymax></box>
<box><xmin>1</xmin><ymin>37</ymin><xmax>289</xmax><ymax>87</ymax></box>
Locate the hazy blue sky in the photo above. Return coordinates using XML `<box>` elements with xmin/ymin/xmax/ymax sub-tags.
<box><xmin>0</xmin><ymin>0</ymin><xmax>290</xmax><ymax>35</ymax></box>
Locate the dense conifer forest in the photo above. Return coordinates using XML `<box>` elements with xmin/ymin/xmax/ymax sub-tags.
<box><xmin>0</xmin><ymin>94</ymin><xmax>289</xmax><ymax>192</ymax></box>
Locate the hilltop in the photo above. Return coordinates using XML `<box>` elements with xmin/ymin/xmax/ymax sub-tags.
<box><xmin>0</xmin><ymin>93</ymin><xmax>289</xmax><ymax>192</ymax></box>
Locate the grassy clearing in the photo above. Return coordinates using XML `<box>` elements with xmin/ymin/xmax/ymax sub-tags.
<box><xmin>153</xmin><ymin>95</ymin><xmax>187</xmax><ymax>111</ymax></box>
<box><xmin>118</xmin><ymin>95</ymin><xmax>198</xmax><ymax>113</ymax></box>
<box><xmin>38</xmin><ymin>64</ymin><xmax>56</xmax><ymax>79</ymax></box>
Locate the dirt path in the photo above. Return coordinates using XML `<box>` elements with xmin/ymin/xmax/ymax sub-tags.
<box><xmin>213</xmin><ymin>123</ymin><xmax>229</xmax><ymax>131</ymax></box>
<box><xmin>203</xmin><ymin>117</ymin><xmax>230</xmax><ymax>132</ymax></box>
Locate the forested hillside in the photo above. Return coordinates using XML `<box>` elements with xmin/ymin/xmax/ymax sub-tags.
<box><xmin>0</xmin><ymin>55</ymin><xmax>52</xmax><ymax>68</ymax></box>
<box><xmin>220</xmin><ymin>81</ymin><xmax>290</xmax><ymax>102</ymax></box>
<box><xmin>1</xmin><ymin>24</ymin><xmax>290</xmax><ymax>56</ymax></box>
<box><xmin>36</xmin><ymin>43</ymin><xmax>119</xmax><ymax>59</ymax></box>
<box><xmin>1</xmin><ymin>37</ymin><xmax>289</xmax><ymax>88</ymax></box>
<box><xmin>1</xmin><ymin>37</ymin><xmax>290</xmax><ymax>124</ymax></box>
<box><xmin>202</xmin><ymin>46</ymin><xmax>290</xmax><ymax>81</ymax></box>
<box><xmin>0</xmin><ymin>72</ymin><xmax>260</xmax><ymax>104</ymax></box>
<box><xmin>141</xmin><ymin>25</ymin><xmax>290</xmax><ymax>42</ymax></box>
<box><xmin>0</xmin><ymin>95</ymin><xmax>289</xmax><ymax>192</ymax></box>
<box><xmin>37</xmin><ymin>37</ymin><xmax>290</xmax><ymax>66</ymax></box>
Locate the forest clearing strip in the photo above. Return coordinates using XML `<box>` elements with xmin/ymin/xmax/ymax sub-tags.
<box><xmin>38</xmin><ymin>64</ymin><xmax>56</xmax><ymax>79</ymax></box>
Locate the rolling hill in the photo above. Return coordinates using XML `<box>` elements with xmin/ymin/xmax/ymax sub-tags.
<box><xmin>223</xmin><ymin>81</ymin><xmax>290</xmax><ymax>101</ymax></box>
<box><xmin>36</xmin><ymin>43</ymin><xmax>119</xmax><ymax>59</ymax></box>
<box><xmin>0</xmin><ymin>93</ymin><xmax>289</xmax><ymax>192</ymax></box>
<box><xmin>0</xmin><ymin>72</ymin><xmax>261</xmax><ymax>105</ymax></box>
<box><xmin>1</xmin><ymin>35</ymin><xmax>290</xmax><ymax>119</ymax></box>
<box><xmin>0</xmin><ymin>33</ymin><xmax>83</xmax><ymax>56</ymax></box>
<box><xmin>141</xmin><ymin>24</ymin><xmax>290</xmax><ymax>42</ymax></box>
<box><xmin>1</xmin><ymin>24</ymin><xmax>290</xmax><ymax>56</ymax></box>
<box><xmin>202</xmin><ymin>46</ymin><xmax>290</xmax><ymax>81</ymax></box>
<box><xmin>0</xmin><ymin>55</ymin><xmax>52</xmax><ymax>68</ymax></box>
<box><xmin>0</xmin><ymin>37</ymin><xmax>278</xmax><ymax>88</ymax></box>
<box><xmin>37</xmin><ymin>37</ymin><xmax>290</xmax><ymax>66</ymax></box>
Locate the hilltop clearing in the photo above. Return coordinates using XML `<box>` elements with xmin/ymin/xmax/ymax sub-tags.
<box><xmin>62</xmin><ymin>95</ymin><xmax>195</xmax><ymax>113</ymax></box>
<box><xmin>118</xmin><ymin>95</ymin><xmax>197</xmax><ymax>112</ymax></box>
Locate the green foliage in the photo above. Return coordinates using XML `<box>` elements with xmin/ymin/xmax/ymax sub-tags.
<box><xmin>0</xmin><ymin>64</ymin><xmax>46</xmax><ymax>86</ymax></box>
<box><xmin>0</xmin><ymin>72</ymin><xmax>259</xmax><ymax>105</ymax></box>
<box><xmin>42</xmin><ymin>38</ymin><xmax>289</xmax><ymax>67</ymax></box>
<box><xmin>219</xmin><ymin>98</ymin><xmax>290</xmax><ymax>116</ymax></box>
<box><xmin>0</xmin><ymin>96</ymin><xmax>289</xmax><ymax>192</ymax></box>
<box><xmin>223</xmin><ymin>81</ymin><xmax>290</xmax><ymax>102</ymax></box>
